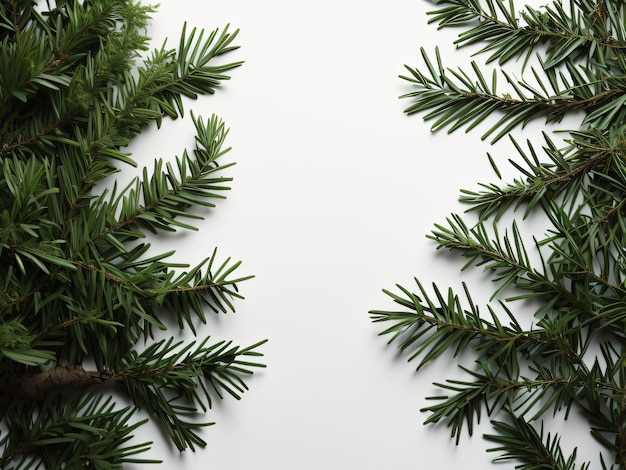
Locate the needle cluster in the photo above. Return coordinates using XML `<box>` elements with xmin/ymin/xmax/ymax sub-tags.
<box><xmin>0</xmin><ymin>1</ymin><xmax>265</xmax><ymax>467</ymax></box>
<box><xmin>371</xmin><ymin>0</ymin><xmax>626</xmax><ymax>468</ymax></box>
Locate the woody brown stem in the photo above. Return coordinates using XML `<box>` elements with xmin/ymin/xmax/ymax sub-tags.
<box><xmin>0</xmin><ymin>365</ymin><xmax>106</xmax><ymax>418</ymax></box>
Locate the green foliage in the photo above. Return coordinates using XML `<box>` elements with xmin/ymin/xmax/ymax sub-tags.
<box><xmin>0</xmin><ymin>0</ymin><xmax>265</xmax><ymax>466</ymax></box>
<box><xmin>2</xmin><ymin>394</ymin><xmax>154</xmax><ymax>469</ymax></box>
<box><xmin>371</xmin><ymin>0</ymin><xmax>626</xmax><ymax>468</ymax></box>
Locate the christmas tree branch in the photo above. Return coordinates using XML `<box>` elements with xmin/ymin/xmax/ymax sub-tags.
<box><xmin>373</xmin><ymin>0</ymin><xmax>626</xmax><ymax>466</ymax></box>
<box><xmin>428</xmin><ymin>0</ymin><xmax>626</xmax><ymax>68</ymax></box>
<box><xmin>1</xmin><ymin>3</ymin><xmax>264</xmax><ymax>463</ymax></box>
<box><xmin>401</xmin><ymin>47</ymin><xmax>624</xmax><ymax>142</ymax></box>
<box><xmin>0</xmin><ymin>394</ymin><xmax>156</xmax><ymax>468</ymax></box>
<box><xmin>485</xmin><ymin>410</ymin><xmax>588</xmax><ymax>469</ymax></box>
<box><xmin>91</xmin><ymin>114</ymin><xmax>233</xmax><ymax>243</ymax></box>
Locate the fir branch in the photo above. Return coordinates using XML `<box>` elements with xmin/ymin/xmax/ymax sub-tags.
<box><xmin>485</xmin><ymin>410</ymin><xmax>590</xmax><ymax>469</ymax></box>
<box><xmin>400</xmin><ymin>46</ymin><xmax>625</xmax><ymax>142</ymax></box>
<box><xmin>0</xmin><ymin>1</ymin><xmax>264</xmax><ymax>464</ymax></box>
<box><xmin>114</xmin><ymin>337</ymin><xmax>267</xmax><ymax>451</ymax></box>
<box><xmin>421</xmin><ymin>364</ymin><xmax>577</xmax><ymax>444</ymax></box>
<box><xmin>459</xmin><ymin>132</ymin><xmax>615</xmax><ymax>220</ymax></box>
<box><xmin>373</xmin><ymin>0</ymin><xmax>626</xmax><ymax>467</ymax></box>
<box><xmin>371</xmin><ymin>280</ymin><xmax>587</xmax><ymax>374</ymax></box>
<box><xmin>0</xmin><ymin>338</ymin><xmax>266</xmax><ymax>452</ymax></box>
<box><xmin>0</xmin><ymin>394</ymin><xmax>157</xmax><ymax>468</ymax></box>
<box><xmin>93</xmin><ymin>113</ymin><xmax>233</xmax><ymax>242</ymax></box>
<box><xmin>427</xmin><ymin>0</ymin><xmax>626</xmax><ymax>68</ymax></box>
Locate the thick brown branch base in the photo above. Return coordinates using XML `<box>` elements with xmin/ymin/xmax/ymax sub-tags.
<box><xmin>0</xmin><ymin>365</ymin><xmax>105</xmax><ymax>416</ymax></box>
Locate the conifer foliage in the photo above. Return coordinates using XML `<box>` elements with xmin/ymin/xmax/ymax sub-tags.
<box><xmin>0</xmin><ymin>1</ymin><xmax>265</xmax><ymax>466</ymax></box>
<box><xmin>371</xmin><ymin>0</ymin><xmax>626</xmax><ymax>468</ymax></box>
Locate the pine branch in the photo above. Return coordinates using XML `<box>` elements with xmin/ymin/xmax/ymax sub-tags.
<box><xmin>97</xmin><ymin>113</ymin><xmax>233</xmax><ymax>240</ymax></box>
<box><xmin>0</xmin><ymin>337</ymin><xmax>266</xmax><ymax>453</ymax></box>
<box><xmin>0</xmin><ymin>394</ymin><xmax>157</xmax><ymax>468</ymax></box>
<box><xmin>427</xmin><ymin>0</ymin><xmax>626</xmax><ymax>68</ymax></box>
<box><xmin>485</xmin><ymin>410</ymin><xmax>590</xmax><ymax>469</ymax></box>
<box><xmin>114</xmin><ymin>337</ymin><xmax>267</xmax><ymax>451</ymax></box>
<box><xmin>0</xmin><ymin>2</ymin><xmax>264</xmax><ymax>463</ymax></box>
<box><xmin>371</xmin><ymin>280</ymin><xmax>588</xmax><ymax>375</ymax></box>
<box><xmin>400</xmin><ymin>46</ymin><xmax>625</xmax><ymax>142</ymax></box>
<box><xmin>459</xmin><ymin>132</ymin><xmax>614</xmax><ymax>220</ymax></box>
<box><xmin>374</xmin><ymin>1</ymin><xmax>626</xmax><ymax>466</ymax></box>
<box><xmin>422</xmin><ymin>364</ymin><xmax>577</xmax><ymax>444</ymax></box>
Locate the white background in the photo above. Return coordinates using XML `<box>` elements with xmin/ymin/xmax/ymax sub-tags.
<box><xmin>121</xmin><ymin>1</ymin><xmax>595</xmax><ymax>468</ymax></box>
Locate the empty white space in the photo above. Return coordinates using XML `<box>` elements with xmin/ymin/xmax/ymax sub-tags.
<box><xmin>120</xmin><ymin>1</ymin><xmax>593</xmax><ymax>468</ymax></box>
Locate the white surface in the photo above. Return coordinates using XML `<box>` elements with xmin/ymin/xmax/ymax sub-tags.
<box><xmin>121</xmin><ymin>1</ymin><xmax>594</xmax><ymax>468</ymax></box>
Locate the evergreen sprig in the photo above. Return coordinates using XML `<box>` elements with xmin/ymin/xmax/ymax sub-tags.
<box><xmin>0</xmin><ymin>394</ymin><xmax>155</xmax><ymax>469</ymax></box>
<box><xmin>401</xmin><ymin>0</ymin><xmax>626</xmax><ymax>142</ymax></box>
<box><xmin>372</xmin><ymin>0</ymin><xmax>626</xmax><ymax>468</ymax></box>
<box><xmin>486</xmin><ymin>410</ymin><xmax>590</xmax><ymax>470</ymax></box>
<box><xmin>0</xmin><ymin>1</ymin><xmax>265</xmax><ymax>466</ymax></box>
